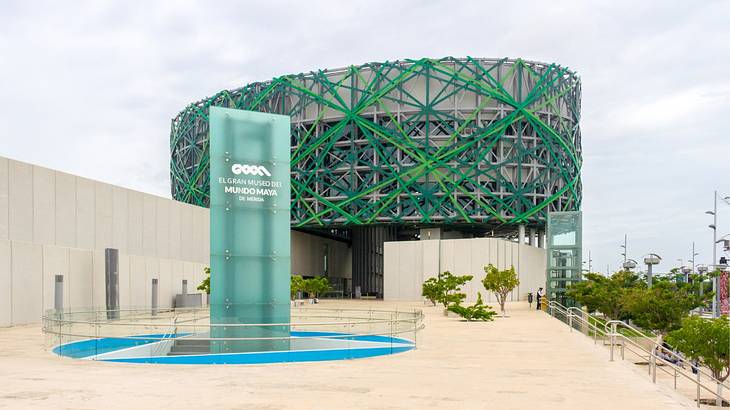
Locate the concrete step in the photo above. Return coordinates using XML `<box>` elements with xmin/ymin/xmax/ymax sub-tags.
<box><xmin>167</xmin><ymin>338</ymin><xmax>210</xmax><ymax>356</ymax></box>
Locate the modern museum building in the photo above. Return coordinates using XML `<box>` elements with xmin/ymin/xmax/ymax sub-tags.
<box><xmin>0</xmin><ymin>57</ymin><xmax>582</xmax><ymax>326</ymax></box>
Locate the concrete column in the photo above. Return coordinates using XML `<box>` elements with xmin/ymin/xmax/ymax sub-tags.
<box><xmin>151</xmin><ymin>278</ymin><xmax>158</xmax><ymax>316</ymax></box>
<box><xmin>54</xmin><ymin>275</ymin><xmax>64</xmax><ymax>311</ymax></box>
<box><xmin>105</xmin><ymin>248</ymin><xmax>119</xmax><ymax>320</ymax></box>
<box><xmin>529</xmin><ymin>228</ymin><xmax>537</xmax><ymax>247</ymax></box>
<box><xmin>518</xmin><ymin>225</ymin><xmax>526</xmax><ymax>245</ymax></box>
<box><xmin>182</xmin><ymin>279</ymin><xmax>188</xmax><ymax>295</ymax></box>
<box><xmin>538</xmin><ymin>230</ymin><xmax>545</xmax><ymax>248</ymax></box>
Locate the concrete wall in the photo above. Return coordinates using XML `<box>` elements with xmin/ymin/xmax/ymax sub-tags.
<box><xmin>291</xmin><ymin>230</ymin><xmax>351</xmax><ymax>279</ymax></box>
<box><xmin>384</xmin><ymin>238</ymin><xmax>546</xmax><ymax>303</ymax></box>
<box><xmin>0</xmin><ymin>155</ymin><xmax>356</xmax><ymax>326</ymax></box>
<box><xmin>0</xmin><ymin>156</ymin><xmax>209</xmax><ymax>326</ymax></box>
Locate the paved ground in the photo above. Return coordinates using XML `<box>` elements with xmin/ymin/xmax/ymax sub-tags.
<box><xmin>0</xmin><ymin>300</ymin><xmax>697</xmax><ymax>409</ymax></box>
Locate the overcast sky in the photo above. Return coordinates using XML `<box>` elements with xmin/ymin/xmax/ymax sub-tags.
<box><xmin>1</xmin><ymin>0</ymin><xmax>728</xmax><ymax>274</ymax></box>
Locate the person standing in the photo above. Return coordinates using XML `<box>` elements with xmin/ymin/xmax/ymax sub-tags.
<box><xmin>536</xmin><ymin>287</ymin><xmax>545</xmax><ymax>310</ymax></box>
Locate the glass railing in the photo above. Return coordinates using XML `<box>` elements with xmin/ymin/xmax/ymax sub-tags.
<box><xmin>42</xmin><ymin>306</ymin><xmax>424</xmax><ymax>364</ymax></box>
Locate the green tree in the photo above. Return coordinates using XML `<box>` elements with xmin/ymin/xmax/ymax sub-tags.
<box><xmin>290</xmin><ymin>274</ymin><xmax>305</xmax><ymax>300</ymax></box>
<box><xmin>302</xmin><ymin>278</ymin><xmax>316</xmax><ymax>298</ymax></box>
<box><xmin>566</xmin><ymin>270</ymin><xmax>640</xmax><ymax>320</ymax></box>
<box><xmin>302</xmin><ymin>276</ymin><xmax>331</xmax><ymax>299</ymax></box>
<box><xmin>310</xmin><ymin>276</ymin><xmax>330</xmax><ymax>298</ymax></box>
<box><xmin>481</xmin><ymin>264</ymin><xmax>520</xmax><ymax>316</ymax></box>
<box><xmin>440</xmin><ymin>271</ymin><xmax>473</xmax><ymax>309</ymax></box>
<box><xmin>421</xmin><ymin>277</ymin><xmax>443</xmax><ymax>306</ymax></box>
<box><xmin>421</xmin><ymin>271</ymin><xmax>473</xmax><ymax>311</ymax></box>
<box><xmin>666</xmin><ymin>316</ymin><xmax>729</xmax><ymax>403</ymax></box>
<box><xmin>625</xmin><ymin>279</ymin><xmax>710</xmax><ymax>337</ymax></box>
<box><xmin>447</xmin><ymin>292</ymin><xmax>496</xmax><ymax>321</ymax></box>
<box><xmin>197</xmin><ymin>266</ymin><xmax>210</xmax><ymax>294</ymax></box>
<box><xmin>667</xmin><ymin>316</ymin><xmax>730</xmax><ymax>381</ymax></box>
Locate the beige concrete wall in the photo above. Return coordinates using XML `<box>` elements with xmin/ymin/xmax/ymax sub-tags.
<box><xmin>0</xmin><ymin>155</ymin><xmax>355</xmax><ymax>326</ymax></box>
<box><xmin>0</xmin><ymin>156</ymin><xmax>209</xmax><ymax>326</ymax></box>
<box><xmin>0</xmin><ymin>156</ymin><xmax>209</xmax><ymax>261</ymax></box>
<box><xmin>0</xmin><ymin>238</ymin><xmax>209</xmax><ymax>325</ymax></box>
<box><xmin>384</xmin><ymin>237</ymin><xmax>546</xmax><ymax>303</ymax></box>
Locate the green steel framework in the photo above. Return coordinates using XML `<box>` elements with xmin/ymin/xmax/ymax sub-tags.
<box><xmin>170</xmin><ymin>57</ymin><xmax>582</xmax><ymax>232</ymax></box>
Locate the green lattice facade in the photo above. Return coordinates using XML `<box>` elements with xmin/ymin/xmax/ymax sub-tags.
<box><xmin>170</xmin><ymin>57</ymin><xmax>582</xmax><ymax>232</ymax></box>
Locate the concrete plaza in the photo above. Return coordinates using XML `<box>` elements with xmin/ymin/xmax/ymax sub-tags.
<box><xmin>0</xmin><ymin>301</ymin><xmax>696</xmax><ymax>409</ymax></box>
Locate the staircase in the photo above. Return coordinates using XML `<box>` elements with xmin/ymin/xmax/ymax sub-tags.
<box><xmin>167</xmin><ymin>338</ymin><xmax>210</xmax><ymax>356</ymax></box>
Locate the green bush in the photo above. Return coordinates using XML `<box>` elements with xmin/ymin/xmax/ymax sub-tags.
<box><xmin>566</xmin><ymin>271</ymin><xmax>640</xmax><ymax>320</ymax></box>
<box><xmin>299</xmin><ymin>276</ymin><xmax>330</xmax><ymax>299</ymax></box>
<box><xmin>421</xmin><ymin>271</ymin><xmax>473</xmax><ymax>309</ymax></box>
<box><xmin>421</xmin><ymin>277</ymin><xmax>443</xmax><ymax>306</ymax></box>
<box><xmin>447</xmin><ymin>292</ymin><xmax>496</xmax><ymax>321</ymax></box>
<box><xmin>290</xmin><ymin>274</ymin><xmax>305</xmax><ymax>300</ymax></box>
<box><xmin>624</xmin><ymin>280</ymin><xmax>710</xmax><ymax>336</ymax></box>
<box><xmin>667</xmin><ymin>316</ymin><xmax>729</xmax><ymax>382</ymax></box>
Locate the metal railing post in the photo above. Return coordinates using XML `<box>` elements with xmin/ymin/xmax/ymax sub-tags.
<box><xmin>568</xmin><ymin>311</ymin><xmax>573</xmax><ymax>332</ymax></box>
<box><xmin>648</xmin><ymin>351</ymin><xmax>652</xmax><ymax>375</ymax></box>
<box><xmin>697</xmin><ymin>371</ymin><xmax>701</xmax><ymax>408</ymax></box>
<box><xmin>651</xmin><ymin>353</ymin><xmax>656</xmax><ymax>383</ymax></box>
<box><xmin>610</xmin><ymin>322</ymin><xmax>616</xmax><ymax>362</ymax></box>
<box><xmin>593</xmin><ymin>320</ymin><xmax>597</xmax><ymax>344</ymax></box>
<box><xmin>413</xmin><ymin>314</ymin><xmax>417</xmax><ymax>349</ymax></box>
<box><xmin>621</xmin><ymin>339</ymin><xmax>624</xmax><ymax>360</ymax></box>
<box><xmin>717</xmin><ymin>382</ymin><xmax>723</xmax><ymax>408</ymax></box>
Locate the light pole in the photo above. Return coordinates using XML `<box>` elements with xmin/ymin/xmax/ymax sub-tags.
<box><xmin>707</xmin><ymin>191</ymin><xmax>730</xmax><ymax>318</ymax></box>
<box><xmin>620</xmin><ymin>234</ymin><xmax>627</xmax><ymax>263</ymax></box>
<box><xmin>681</xmin><ymin>266</ymin><xmax>692</xmax><ymax>283</ymax></box>
<box><xmin>643</xmin><ymin>254</ymin><xmax>661</xmax><ymax>288</ymax></box>
<box><xmin>689</xmin><ymin>242</ymin><xmax>698</xmax><ymax>274</ymax></box>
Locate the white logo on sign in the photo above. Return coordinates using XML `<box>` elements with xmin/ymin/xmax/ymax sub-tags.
<box><xmin>231</xmin><ymin>163</ymin><xmax>271</xmax><ymax>176</ymax></box>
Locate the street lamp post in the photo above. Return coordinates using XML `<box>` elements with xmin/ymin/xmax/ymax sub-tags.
<box><xmin>623</xmin><ymin>258</ymin><xmax>638</xmax><ymax>271</ymax></box>
<box><xmin>707</xmin><ymin>191</ymin><xmax>730</xmax><ymax>318</ymax></box>
<box><xmin>643</xmin><ymin>254</ymin><xmax>661</xmax><ymax>288</ymax></box>
<box><xmin>681</xmin><ymin>266</ymin><xmax>692</xmax><ymax>283</ymax></box>
<box><xmin>620</xmin><ymin>234</ymin><xmax>627</xmax><ymax>263</ymax></box>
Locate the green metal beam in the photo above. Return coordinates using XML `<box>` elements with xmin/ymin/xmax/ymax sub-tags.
<box><xmin>170</xmin><ymin>57</ymin><xmax>582</xmax><ymax>230</ymax></box>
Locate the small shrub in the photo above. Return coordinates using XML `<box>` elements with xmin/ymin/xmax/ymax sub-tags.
<box><xmin>447</xmin><ymin>293</ymin><xmax>496</xmax><ymax>321</ymax></box>
<box><xmin>422</xmin><ymin>271</ymin><xmax>473</xmax><ymax>309</ymax></box>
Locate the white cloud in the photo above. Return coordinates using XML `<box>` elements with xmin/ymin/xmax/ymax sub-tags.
<box><xmin>0</xmin><ymin>0</ymin><xmax>728</xmax><ymax>274</ymax></box>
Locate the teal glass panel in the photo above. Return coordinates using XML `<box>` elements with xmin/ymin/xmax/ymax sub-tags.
<box><xmin>208</xmin><ymin>107</ymin><xmax>291</xmax><ymax>353</ymax></box>
<box><xmin>546</xmin><ymin>211</ymin><xmax>582</xmax><ymax>307</ymax></box>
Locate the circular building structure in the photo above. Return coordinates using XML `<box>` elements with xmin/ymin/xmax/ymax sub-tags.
<box><xmin>170</xmin><ymin>57</ymin><xmax>582</xmax><ymax>296</ymax></box>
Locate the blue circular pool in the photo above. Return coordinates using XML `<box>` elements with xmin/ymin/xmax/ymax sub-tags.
<box><xmin>44</xmin><ymin>307</ymin><xmax>423</xmax><ymax>365</ymax></box>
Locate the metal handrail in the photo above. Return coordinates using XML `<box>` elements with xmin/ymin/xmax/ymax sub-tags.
<box><xmin>150</xmin><ymin>318</ymin><xmax>178</xmax><ymax>357</ymax></box>
<box><xmin>605</xmin><ymin>320</ymin><xmax>730</xmax><ymax>392</ymax></box>
<box><xmin>544</xmin><ymin>301</ymin><xmax>728</xmax><ymax>406</ymax></box>
<box><xmin>606</xmin><ymin>322</ymin><xmax>727</xmax><ymax>406</ymax></box>
<box><xmin>45</xmin><ymin>306</ymin><xmax>421</xmax><ymax>316</ymax></box>
<box><xmin>44</xmin><ymin>325</ymin><xmax>426</xmax><ymax>343</ymax></box>
<box><xmin>44</xmin><ymin>307</ymin><xmax>426</xmax><ymax>358</ymax></box>
<box><xmin>43</xmin><ymin>316</ymin><xmax>418</xmax><ymax>328</ymax></box>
